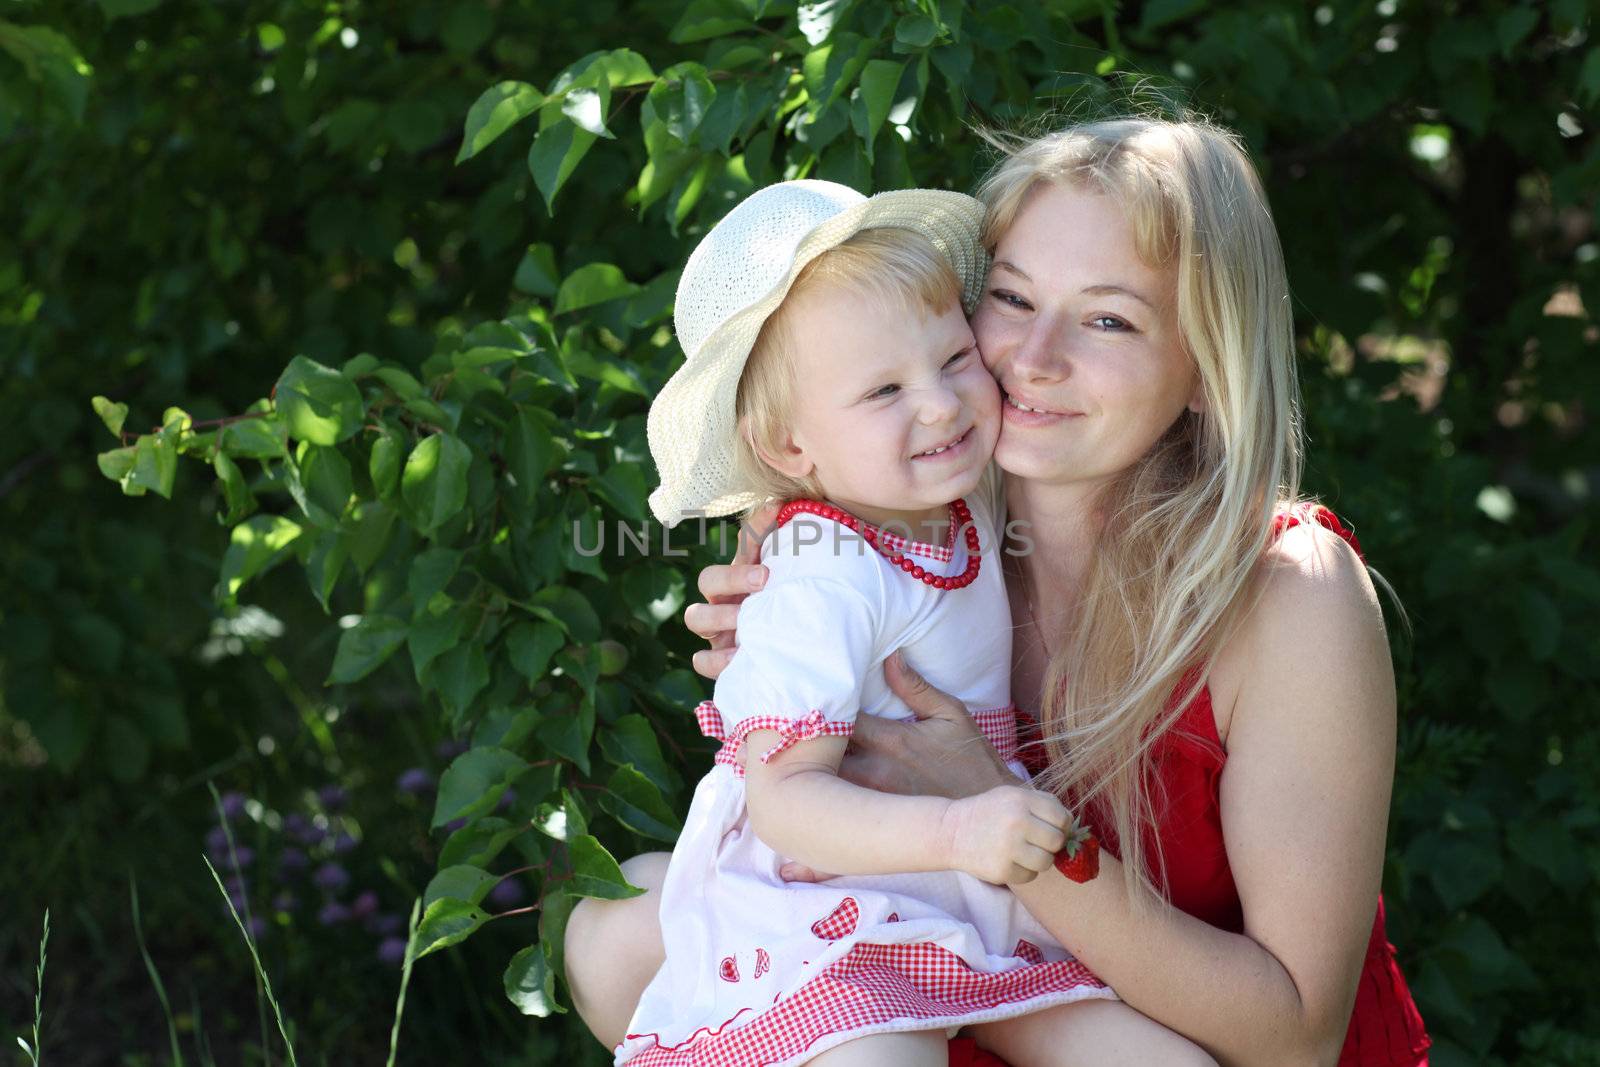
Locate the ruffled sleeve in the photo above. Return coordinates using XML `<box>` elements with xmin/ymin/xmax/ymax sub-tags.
<box><xmin>700</xmin><ymin>567</ymin><xmax>881</xmax><ymax>776</ymax></box>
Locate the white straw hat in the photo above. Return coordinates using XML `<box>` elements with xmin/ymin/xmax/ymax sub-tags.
<box><xmin>648</xmin><ymin>179</ymin><xmax>988</xmax><ymax>527</ymax></box>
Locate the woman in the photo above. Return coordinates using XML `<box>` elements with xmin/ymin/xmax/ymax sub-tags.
<box><xmin>565</xmin><ymin>116</ymin><xmax>1430</xmax><ymax>1067</ymax></box>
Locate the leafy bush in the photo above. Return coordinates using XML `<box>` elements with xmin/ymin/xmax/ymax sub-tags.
<box><xmin>4</xmin><ymin>0</ymin><xmax>1596</xmax><ymax>1063</ymax></box>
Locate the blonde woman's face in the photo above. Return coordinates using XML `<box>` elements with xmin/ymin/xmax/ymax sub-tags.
<box><xmin>970</xmin><ymin>183</ymin><xmax>1200</xmax><ymax>489</ymax></box>
<box><xmin>765</xmin><ymin>282</ymin><xmax>999</xmax><ymax>535</ymax></box>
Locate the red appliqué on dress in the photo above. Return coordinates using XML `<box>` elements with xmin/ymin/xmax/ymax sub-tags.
<box><xmin>809</xmin><ymin>897</ymin><xmax>859</xmax><ymax>941</ymax></box>
<box><xmin>754</xmin><ymin>948</ymin><xmax>771</xmax><ymax>979</ymax></box>
<box><xmin>718</xmin><ymin>956</ymin><xmax>739</xmax><ymax>983</ymax></box>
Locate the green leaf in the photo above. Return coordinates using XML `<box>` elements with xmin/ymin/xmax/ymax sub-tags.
<box><xmin>457</xmin><ymin>81</ymin><xmax>544</xmax><ymax>163</ymax></box>
<box><xmin>328</xmin><ymin>614</ymin><xmax>407</xmax><ymax>684</ymax></box>
<box><xmin>274</xmin><ymin>355</ymin><xmax>364</xmax><ymax>446</ymax></box>
<box><xmin>218</xmin><ymin>416</ymin><xmax>288</xmax><ymax>459</ymax></box>
<box><xmin>0</xmin><ymin>23</ymin><xmax>93</xmax><ymax>121</ymax></box>
<box><xmin>433</xmin><ymin>747</ymin><xmax>530</xmax><ymax>828</ymax></box>
<box><xmin>346</xmin><ymin>499</ymin><xmax>398</xmax><ymax>573</ymax></box>
<box><xmin>564</xmin><ymin>834</ymin><xmax>645</xmax><ymax>900</ymax></box>
<box><xmin>513</xmin><ymin>243</ymin><xmax>559</xmax><ymax>297</ymax></box>
<box><xmin>598</xmin><ymin>764</ymin><xmax>682</xmax><ymax>841</ymax></box>
<box><xmin>1139</xmin><ymin>0</ymin><xmax>1205</xmax><ymax>31</ymax></box>
<box><xmin>423</xmin><ymin>864</ymin><xmax>500</xmax><ymax>908</ymax></box>
<box><xmin>369</xmin><ymin>428</ymin><xmax>402</xmax><ymax>499</ymax></box>
<box><xmin>294</xmin><ymin>444</ymin><xmax>353</xmax><ymax>527</ymax></box>
<box><xmin>1515</xmin><ymin>588</ymin><xmax>1562</xmax><ymax>661</ymax></box>
<box><xmin>103</xmin><ymin>713</ymin><xmax>151</xmax><ymax>783</ymax></box>
<box><xmin>213</xmin><ymin>452</ymin><xmax>256</xmax><ymax>524</ymax></box>
<box><xmin>648</xmin><ymin>67</ymin><xmax>716</xmax><ymax>144</ymax></box>
<box><xmin>440</xmin><ymin>4</ymin><xmax>493</xmax><ymax>53</ymax></box>
<box><xmin>595</xmin><ymin>48</ymin><xmax>655</xmax><ymax>88</ymax></box>
<box><xmin>506</xmin><ymin>621</ymin><xmax>564</xmax><ymax>683</ymax></box>
<box><xmin>97</xmin><ymin>446</ymin><xmax>135</xmax><ymax>483</ymax></box>
<box><xmin>433</xmin><ymin>641</ymin><xmax>491</xmax><ymax>716</ymax></box>
<box><xmin>597</xmin><ymin>714</ymin><xmax>675</xmax><ymax>793</ymax></box>
<box><xmin>528</xmin><ymin>120</ymin><xmax>597</xmax><ymax>214</ymax></box>
<box><xmin>218</xmin><ymin>515</ymin><xmax>302</xmax><ymax>601</ymax></box>
<box><xmin>342</xmin><ymin>352</ymin><xmax>380</xmax><ymax>378</ymax></box>
<box><xmin>530</xmin><ymin>585</ymin><xmax>602</xmax><ymax>643</ymax></box>
<box><xmin>125</xmin><ymin>433</ymin><xmax>177</xmax><ymax>499</ymax></box>
<box><xmin>91</xmin><ymin>395</ymin><xmax>128</xmax><ymax>437</ymax></box>
<box><xmin>503</xmin><ymin>944</ymin><xmax>563</xmax><ymax>1017</ymax></box>
<box><xmin>304</xmin><ymin>529</ymin><xmax>347</xmax><ymax>612</ymax></box>
<box><xmin>506</xmin><ymin>409</ymin><xmax>555</xmax><ymax>503</ymax></box>
<box><xmin>669</xmin><ymin>0</ymin><xmax>753</xmax><ymax>43</ymax></box>
<box><xmin>439</xmin><ymin>816</ymin><xmax>523</xmax><ymax>868</ymax></box>
<box><xmin>894</xmin><ymin>13</ymin><xmax>939</xmax><ymax>48</ymax></box>
<box><xmin>536</xmin><ymin>700</ymin><xmax>595</xmax><ymax>775</ymax></box>
<box><xmin>855</xmin><ymin>59</ymin><xmax>904</xmax><ymax>159</ymax></box>
<box><xmin>413</xmin><ymin>898</ymin><xmax>490</xmax><ymax>959</ymax></box>
<box><xmin>560</xmin><ymin>86</ymin><xmax>612</xmax><ymax>138</ymax></box>
<box><xmin>401</xmin><ymin>434</ymin><xmax>472</xmax><ymax>536</ymax></box>
<box><xmin>1580</xmin><ymin>47</ymin><xmax>1600</xmax><ymax>107</ymax></box>
<box><xmin>554</xmin><ymin>263</ymin><xmax>642</xmax><ymax>316</ymax></box>
<box><xmin>1495</xmin><ymin>7</ymin><xmax>1540</xmax><ymax>55</ymax></box>
<box><xmin>409</xmin><ymin>606</ymin><xmax>465</xmax><ymax>682</ymax></box>
<box><xmin>409</xmin><ymin>548</ymin><xmax>462</xmax><ymax>610</ymax></box>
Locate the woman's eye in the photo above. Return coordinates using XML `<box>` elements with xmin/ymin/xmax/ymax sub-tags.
<box><xmin>1090</xmin><ymin>315</ymin><xmax>1131</xmax><ymax>331</ymax></box>
<box><xmin>989</xmin><ymin>289</ymin><xmax>1031</xmax><ymax>310</ymax></box>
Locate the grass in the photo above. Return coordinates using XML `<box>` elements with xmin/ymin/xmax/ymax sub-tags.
<box><xmin>15</xmin><ymin>909</ymin><xmax>48</xmax><ymax>1067</ymax></box>
<box><xmin>129</xmin><ymin>873</ymin><xmax>187</xmax><ymax>1067</ymax></box>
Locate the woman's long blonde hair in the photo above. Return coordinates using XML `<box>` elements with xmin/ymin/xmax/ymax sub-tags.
<box><xmin>977</xmin><ymin>117</ymin><xmax>1302</xmax><ymax>904</ymax></box>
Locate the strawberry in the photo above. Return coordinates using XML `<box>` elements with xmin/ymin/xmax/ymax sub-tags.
<box><xmin>1053</xmin><ymin>820</ymin><xmax>1100</xmax><ymax>884</ymax></box>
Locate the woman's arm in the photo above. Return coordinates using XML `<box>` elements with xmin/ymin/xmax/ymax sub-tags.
<box><xmin>744</xmin><ymin>730</ymin><xmax>1068</xmax><ymax>884</ymax></box>
<box><xmin>855</xmin><ymin>526</ymin><xmax>1394</xmax><ymax>1067</ymax></box>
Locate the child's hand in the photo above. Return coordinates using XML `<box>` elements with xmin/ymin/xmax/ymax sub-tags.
<box><xmin>941</xmin><ymin>785</ymin><xmax>1070</xmax><ymax>885</ymax></box>
<box><xmin>684</xmin><ymin>502</ymin><xmax>778</xmax><ymax>679</ymax></box>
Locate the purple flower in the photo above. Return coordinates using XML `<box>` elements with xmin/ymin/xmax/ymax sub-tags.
<box><xmin>227</xmin><ymin>883</ymin><xmax>250</xmax><ymax>912</ymax></box>
<box><xmin>227</xmin><ymin>846</ymin><xmax>255</xmax><ymax>871</ymax></box>
<box><xmin>377</xmin><ymin>936</ymin><xmax>408</xmax><ymax>966</ymax></box>
<box><xmin>318</xmin><ymin>901</ymin><xmax>351</xmax><ymax>926</ymax></box>
<box><xmin>496</xmin><ymin>787</ymin><xmax>518</xmax><ymax>813</ymax></box>
<box><xmin>312</xmin><ymin>862</ymin><xmax>349</xmax><ymax>894</ymax></box>
<box><xmin>367</xmin><ymin>912</ymin><xmax>405</xmax><ymax>936</ymax></box>
<box><xmin>283</xmin><ymin>813</ymin><xmax>312</xmax><ymax>841</ymax></box>
<box><xmin>247</xmin><ymin>916</ymin><xmax>269</xmax><ymax>940</ymax></box>
<box><xmin>435</xmin><ymin>738</ymin><xmax>469</xmax><ymax>760</ymax></box>
<box><xmin>331</xmin><ymin>832</ymin><xmax>358</xmax><ymax>856</ymax></box>
<box><xmin>396</xmin><ymin>768</ymin><xmax>434</xmax><ymax>795</ymax></box>
<box><xmin>219</xmin><ymin>791</ymin><xmax>247</xmax><ymax>821</ymax></box>
<box><xmin>272</xmin><ymin>891</ymin><xmax>298</xmax><ymax>912</ymax></box>
<box><xmin>317</xmin><ymin>785</ymin><xmax>347</xmax><ymax>811</ymax></box>
<box><xmin>488</xmin><ymin>877</ymin><xmax>525</xmax><ymax>908</ymax></box>
<box><xmin>442</xmin><ymin>817</ymin><xmax>467</xmax><ymax>834</ymax></box>
<box><xmin>278</xmin><ymin>847</ymin><xmax>309</xmax><ymax>874</ymax></box>
<box><xmin>205</xmin><ymin>825</ymin><xmax>231</xmax><ymax>858</ymax></box>
<box><xmin>351</xmin><ymin>890</ymin><xmax>379</xmax><ymax>920</ymax></box>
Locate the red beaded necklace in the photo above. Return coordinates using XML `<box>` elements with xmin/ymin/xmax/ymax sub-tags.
<box><xmin>773</xmin><ymin>498</ymin><xmax>982</xmax><ymax>590</ymax></box>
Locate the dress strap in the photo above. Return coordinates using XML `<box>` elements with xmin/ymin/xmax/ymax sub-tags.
<box><xmin>1272</xmin><ymin>502</ymin><xmax>1364</xmax><ymax>563</ymax></box>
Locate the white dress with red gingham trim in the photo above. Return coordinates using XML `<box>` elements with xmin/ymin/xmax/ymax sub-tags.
<box><xmin>616</xmin><ymin>474</ymin><xmax>1114</xmax><ymax>1067</ymax></box>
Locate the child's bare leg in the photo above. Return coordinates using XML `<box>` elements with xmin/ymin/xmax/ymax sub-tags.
<box><xmin>966</xmin><ymin>1000</ymin><xmax>1218</xmax><ymax>1067</ymax></box>
<box><xmin>563</xmin><ymin>852</ymin><xmax>671</xmax><ymax>1047</ymax></box>
<box><xmin>806</xmin><ymin>1029</ymin><xmax>949</xmax><ymax>1066</ymax></box>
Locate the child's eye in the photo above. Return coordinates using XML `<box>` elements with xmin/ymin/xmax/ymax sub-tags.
<box><xmin>943</xmin><ymin>348</ymin><xmax>971</xmax><ymax>369</ymax></box>
<box><xmin>990</xmin><ymin>290</ymin><xmax>1031</xmax><ymax>310</ymax></box>
<box><xmin>867</xmin><ymin>383</ymin><xmax>899</xmax><ymax>400</ymax></box>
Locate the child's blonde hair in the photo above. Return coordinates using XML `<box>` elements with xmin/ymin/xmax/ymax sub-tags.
<box><xmin>733</xmin><ymin>227</ymin><xmax>962</xmax><ymax>509</ymax></box>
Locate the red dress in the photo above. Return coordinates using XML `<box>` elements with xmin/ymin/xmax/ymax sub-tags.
<box><xmin>951</xmin><ymin>504</ymin><xmax>1430</xmax><ymax>1067</ymax></box>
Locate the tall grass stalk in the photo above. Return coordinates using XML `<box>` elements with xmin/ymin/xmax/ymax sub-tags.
<box><xmin>207</xmin><ymin>780</ymin><xmax>272</xmax><ymax>1063</ymax></box>
<box><xmin>15</xmin><ymin>909</ymin><xmax>49</xmax><ymax>1066</ymax></box>
<box><xmin>385</xmin><ymin>897</ymin><xmax>423</xmax><ymax>1067</ymax></box>
<box><xmin>128</xmin><ymin>873</ymin><xmax>187</xmax><ymax>1067</ymax></box>
<box><xmin>202</xmin><ymin>855</ymin><xmax>300</xmax><ymax>1067</ymax></box>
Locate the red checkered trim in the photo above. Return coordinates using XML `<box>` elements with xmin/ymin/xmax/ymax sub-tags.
<box><xmin>869</xmin><ymin>511</ymin><xmax>959</xmax><ymax>563</ymax></box>
<box><xmin>809</xmin><ymin>897</ymin><xmax>860</xmax><ymax>941</ymax></box>
<box><xmin>1012</xmin><ymin>939</ymin><xmax>1045</xmax><ymax>965</ymax></box>
<box><xmin>970</xmin><ymin>704</ymin><xmax>1019</xmax><ymax>764</ymax></box>
<box><xmin>620</xmin><ymin>940</ymin><xmax>1109</xmax><ymax>1066</ymax></box>
<box><xmin>696</xmin><ymin>702</ymin><xmax>854</xmax><ymax>778</ymax></box>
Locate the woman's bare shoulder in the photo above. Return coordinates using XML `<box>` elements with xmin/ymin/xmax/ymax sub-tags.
<box><xmin>1209</xmin><ymin>519</ymin><xmax>1391</xmax><ymax>744</ymax></box>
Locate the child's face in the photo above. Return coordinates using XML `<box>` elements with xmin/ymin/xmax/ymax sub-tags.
<box><xmin>764</xmin><ymin>281</ymin><xmax>1000</xmax><ymax>533</ymax></box>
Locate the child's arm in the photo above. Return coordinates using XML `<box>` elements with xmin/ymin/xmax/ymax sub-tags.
<box><xmin>743</xmin><ymin>730</ymin><xmax>1069</xmax><ymax>884</ymax></box>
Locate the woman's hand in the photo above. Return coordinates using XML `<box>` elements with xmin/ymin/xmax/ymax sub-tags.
<box><xmin>840</xmin><ymin>650</ymin><xmax>1018</xmax><ymax>798</ymax></box>
<box><xmin>683</xmin><ymin>503</ymin><xmax>777</xmax><ymax>679</ymax></box>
